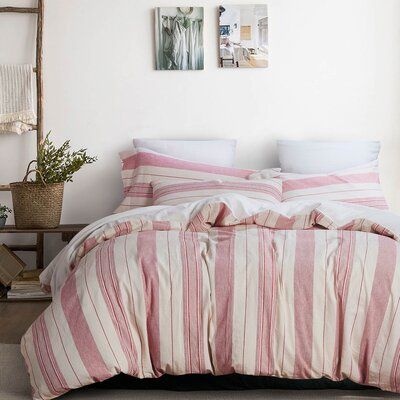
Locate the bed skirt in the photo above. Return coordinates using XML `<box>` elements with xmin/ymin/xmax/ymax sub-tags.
<box><xmin>93</xmin><ymin>374</ymin><xmax>373</xmax><ymax>391</ymax></box>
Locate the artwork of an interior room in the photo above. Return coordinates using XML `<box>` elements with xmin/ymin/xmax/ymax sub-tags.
<box><xmin>219</xmin><ymin>4</ymin><xmax>268</xmax><ymax>68</ymax></box>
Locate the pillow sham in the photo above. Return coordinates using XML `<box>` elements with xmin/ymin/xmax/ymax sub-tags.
<box><xmin>151</xmin><ymin>179</ymin><xmax>282</xmax><ymax>206</ymax></box>
<box><xmin>116</xmin><ymin>148</ymin><xmax>280</xmax><ymax>213</ymax></box>
<box><xmin>273</xmin><ymin>160</ymin><xmax>388</xmax><ymax>209</ymax></box>
<box><xmin>133</xmin><ymin>139</ymin><xmax>237</xmax><ymax>167</ymax></box>
<box><xmin>278</xmin><ymin>140</ymin><xmax>381</xmax><ymax>174</ymax></box>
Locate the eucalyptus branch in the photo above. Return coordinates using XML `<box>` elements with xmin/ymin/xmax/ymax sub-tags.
<box><xmin>31</xmin><ymin>132</ymin><xmax>97</xmax><ymax>184</ymax></box>
<box><xmin>0</xmin><ymin>205</ymin><xmax>12</xmax><ymax>219</ymax></box>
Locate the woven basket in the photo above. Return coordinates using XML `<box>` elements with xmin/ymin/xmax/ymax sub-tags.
<box><xmin>10</xmin><ymin>168</ymin><xmax>64</xmax><ymax>229</ymax></box>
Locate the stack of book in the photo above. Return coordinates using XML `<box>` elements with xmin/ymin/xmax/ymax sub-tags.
<box><xmin>0</xmin><ymin>245</ymin><xmax>51</xmax><ymax>300</ymax></box>
<box><xmin>7</xmin><ymin>270</ymin><xmax>52</xmax><ymax>300</ymax></box>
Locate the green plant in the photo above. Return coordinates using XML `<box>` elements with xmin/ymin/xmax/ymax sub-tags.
<box><xmin>0</xmin><ymin>205</ymin><xmax>12</xmax><ymax>219</ymax></box>
<box><xmin>27</xmin><ymin>132</ymin><xmax>97</xmax><ymax>184</ymax></box>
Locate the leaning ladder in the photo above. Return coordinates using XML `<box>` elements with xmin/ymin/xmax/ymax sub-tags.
<box><xmin>0</xmin><ymin>0</ymin><xmax>44</xmax><ymax>192</ymax></box>
<box><xmin>0</xmin><ymin>1</ymin><xmax>44</xmax><ymax>268</ymax></box>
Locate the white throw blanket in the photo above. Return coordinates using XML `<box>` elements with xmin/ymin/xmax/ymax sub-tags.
<box><xmin>0</xmin><ymin>64</ymin><xmax>37</xmax><ymax>134</ymax></box>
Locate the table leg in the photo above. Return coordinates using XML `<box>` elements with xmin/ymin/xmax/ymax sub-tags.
<box><xmin>36</xmin><ymin>233</ymin><xmax>44</xmax><ymax>268</ymax></box>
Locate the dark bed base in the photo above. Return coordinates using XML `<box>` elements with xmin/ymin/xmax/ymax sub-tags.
<box><xmin>93</xmin><ymin>374</ymin><xmax>373</xmax><ymax>392</ymax></box>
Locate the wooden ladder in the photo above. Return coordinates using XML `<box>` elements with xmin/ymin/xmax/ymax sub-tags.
<box><xmin>0</xmin><ymin>0</ymin><xmax>44</xmax><ymax>192</ymax></box>
<box><xmin>0</xmin><ymin>1</ymin><xmax>45</xmax><ymax>267</ymax></box>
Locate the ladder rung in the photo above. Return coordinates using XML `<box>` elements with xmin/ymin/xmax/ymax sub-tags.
<box><xmin>7</xmin><ymin>244</ymin><xmax>37</xmax><ymax>252</ymax></box>
<box><xmin>0</xmin><ymin>184</ymin><xmax>11</xmax><ymax>192</ymax></box>
<box><xmin>0</xmin><ymin>7</ymin><xmax>39</xmax><ymax>13</ymax></box>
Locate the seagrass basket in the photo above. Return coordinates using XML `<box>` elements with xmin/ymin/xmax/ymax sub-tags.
<box><xmin>10</xmin><ymin>168</ymin><xmax>64</xmax><ymax>229</ymax></box>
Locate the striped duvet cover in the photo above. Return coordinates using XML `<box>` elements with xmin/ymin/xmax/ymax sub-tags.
<box><xmin>22</xmin><ymin>196</ymin><xmax>400</xmax><ymax>399</ymax></box>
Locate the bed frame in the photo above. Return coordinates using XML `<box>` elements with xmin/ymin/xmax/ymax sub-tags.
<box><xmin>93</xmin><ymin>374</ymin><xmax>372</xmax><ymax>392</ymax></box>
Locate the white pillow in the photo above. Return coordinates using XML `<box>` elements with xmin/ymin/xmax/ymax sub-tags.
<box><xmin>133</xmin><ymin>139</ymin><xmax>237</xmax><ymax>167</ymax></box>
<box><xmin>278</xmin><ymin>140</ymin><xmax>381</xmax><ymax>174</ymax></box>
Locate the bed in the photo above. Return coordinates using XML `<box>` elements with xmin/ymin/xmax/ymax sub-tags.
<box><xmin>20</xmin><ymin>145</ymin><xmax>400</xmax><ymax>400</ymax></box>
<box><xmin>220</xmin><ymin>44</ymin><xmax>250</xmax><ymax>67</ymax></box>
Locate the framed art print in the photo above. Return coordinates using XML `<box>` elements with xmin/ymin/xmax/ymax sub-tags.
<box><xmin>219</xmin><ymin>5</ymin><xmax>268</xmax><ymax>68</ymax></box>
<box><xmin>155</xmin><ymin>7</ymin><xmax>204</xmax><ymax>70</ymax></box>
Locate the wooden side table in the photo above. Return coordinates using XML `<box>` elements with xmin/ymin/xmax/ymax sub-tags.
<box><xmin>0</xmin><ymin>224</ymin><xmax>87</xmax><ymax>268</ymax></box>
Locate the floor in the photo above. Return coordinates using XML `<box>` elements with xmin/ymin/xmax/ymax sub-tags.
<box><xmin>221</xmin><ymin>57</ymin><xmax>268</xmax><ymax>68</ymax></box>
<box><xmin>0</xmin><ymin>303</ymin><xmax>398</xmax><ymax>399</ymax></box>
<box><xmin>0</xmin><ymin>301</ymin><xmax>50</xmax><ymax>344</ymax></box>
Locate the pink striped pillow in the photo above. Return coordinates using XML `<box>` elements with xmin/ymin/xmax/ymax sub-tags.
<box><xmin>277</xmin><ymin>161</ymin><xmax>388</xmax><ymax>209</ymax></box>
<box><xmin>116</xmin><ymin>148</ymin><xmax>279</xmax><ymax>212</ymax></box>
<box><xmin>151</xmin><ymin>179</ymin><xmax>282</xmax><ymax>206</ymax></box>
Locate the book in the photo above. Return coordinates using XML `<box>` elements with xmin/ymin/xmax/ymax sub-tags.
<box><xmin>7</xmin><ymin>288</ymin><xmax>51</xmax><ymax>300</ymax></box>
<box><xmin>21</xmin><ymin>269</ymin><xmax>42</xmax><ymax>279</ymax></box>
<box><xmin>11</xmin><ymin>276</ymin><xmax>40</xmax><ymax>288</ymax></box>
<box><xmin>0</xmin><ymin>245</ymin><xmax>25</xmax><ymax>286</ymax></box>
<box><xmin>12</xmin><ymin>279</ymin><xmax>39</xmax><ymax>285</ymax></box>
<box><xmin>7</xmin><ymin>270</ymin><xmax>51</xmax><ymax>300</ymax></box>
<box><xmin>11</xmin><ymin>287</ymin><xmax>41</xmax><ymax>292</ymax></box>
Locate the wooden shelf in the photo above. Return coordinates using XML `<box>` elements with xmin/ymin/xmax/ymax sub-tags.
<box><xmin>7</xmin><ymin>244</ymin><xmax>37</xmax><ymax>252</ymax></box>
<box><xmin>0</xmin><ymin>185</ymin><xmax>11</xmax><ymax>192</ymax></box>
<box><xmin>0</xmin><ymin>224</ymin><xmax>88</xmax><ymax>268</ymax></box>
<box><xmin>0</xmin><ymin>224</ymin><xmax>87</xmax><ymax>234</ymax></box>
<box><xmin>0</xmin><ymin>297</ymin><xmax>51</xmax><ymax>303</ymax></box>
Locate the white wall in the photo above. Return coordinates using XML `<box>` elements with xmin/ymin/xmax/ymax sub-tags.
<box><xmin>1</xmin><ymin>0</ymin><xmax>400</xmax><ymax>264</ymax></box>
<box><xmin>220</xmin><ymin>6</ymin><xmax>241</xmax><ymax>43</ymax></box>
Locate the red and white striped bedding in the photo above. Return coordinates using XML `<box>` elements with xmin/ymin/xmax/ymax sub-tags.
<box><xmin>115</xmin><ymin>148</ymin><xmax>280</xmax><ymax>213</ymax></box>
<box><xmin>275</xmin><ymin>161</ymin><xmax>388</xmax><ymax>209</ymax></box>
<box><xmin>116</xmin><ymin>148</ymin><xmax>281</xmax><ymax>212</ymax></box>
<box><xmin>151</xmin><ymin>179</ymin><xmax>282</xmax><ymax>206</ymax></box>
<box><xmin>23</xmin><ymin>197</ymin><xmax>400</xmax><ymax>399</ymax></box>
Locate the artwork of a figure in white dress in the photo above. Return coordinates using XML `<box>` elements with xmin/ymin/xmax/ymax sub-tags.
<box><xmin>155</xmin><ymin>7</ymin><xmax>204</xmax><ymax>71</ymax></box>
<box><xmin>219</xmin><ymin>5</ymin><xmax>268</xmax><ymax>68</ymax></box>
